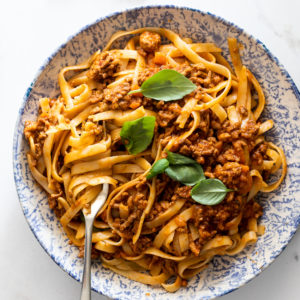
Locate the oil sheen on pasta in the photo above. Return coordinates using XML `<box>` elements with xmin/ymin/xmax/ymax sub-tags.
<box><xmin>24</xmin><ymin>28</ymin><xmax>286</xmax><ymax>292</ymax></box>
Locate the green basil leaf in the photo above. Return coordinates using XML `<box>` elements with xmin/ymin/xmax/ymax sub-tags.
<box><xmin>166</xmin><ymin>151</ymin><xmax>197</xmax><ymax>165</ymax></box>
<box><xmin>128</xmin><ymin>69</ymin><xmax>196</xmax><ymax>101</ymax></box>
<box><xmin>120</xmin><ymin>116</ymin><xmax>155</xmax><ymax>154</ymax></box>
<box><xmin>165</xmin><ymin>164</ymin><xmax>205</xmax><ymax>186</ymax></box>
<box><xmin>146</xmin><ymin>158</ymin><xmax>169</xmax><ymax>179</ymax></box>
<box><xmin>191</xmin><ymin>179</ymin><xmax>232</xmax><ymax>205</ymax></box>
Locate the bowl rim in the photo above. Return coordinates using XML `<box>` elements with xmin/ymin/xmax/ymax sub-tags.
<box><xmin>13</xmin><ymin>4</ymin><xmax>300</xmax><ymax>300</ymax></box>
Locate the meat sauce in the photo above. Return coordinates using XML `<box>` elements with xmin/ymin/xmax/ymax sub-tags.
<box><xmin>25</xmin><ymin>31</ymin><xmax>264</xmax><ymax>257</ymax></box>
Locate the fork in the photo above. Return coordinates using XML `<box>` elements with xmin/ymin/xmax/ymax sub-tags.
<box><xmin>80</xmin><ymin>183</ymin><xmax>109</xmax><ymax>300</ymax></box>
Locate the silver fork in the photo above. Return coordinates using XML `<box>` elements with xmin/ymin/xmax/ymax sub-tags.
<box><xmin>80</xmin><ymin>183</ymin><xmax>109</xmax><ymax>300</ymax></box>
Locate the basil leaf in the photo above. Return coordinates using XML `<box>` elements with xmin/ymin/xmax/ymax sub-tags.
<box><xmin>165</xmin><ymin>164</ymin><xmax>205</xmax><ymax>186</ymax></box>
<box><xmin>166</xmin><ymin>151</ymin><xmax>197</xmax><ymax>165</ymax></box>
<box><xmin>146</xmin><ymin>158</ymin><xmax>169</xmax><ymax>179</ymax></box>
<box><xmin>120</xmin><ymin>116</ymin><xmax>155</xmax><ymax>154</ymax></box>
<box><xmin>145</xmin><ymin>151</ymin><xmax>205</xmax><ymax>185</ymax></box>
<box><xmin>191</xmin><ymin>179</ymin><xmax>232</xmax><ymax>205</ymax></box>
<box><xmin>128</xmin><ymin>69</ymin><xmax>196</xmax><ymax>101</ymax></box>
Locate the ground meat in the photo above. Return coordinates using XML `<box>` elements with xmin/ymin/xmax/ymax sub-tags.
<box><xmin>163</xmin><ymin>185</ymin><xmax>243</xmax><ymax>254</ymax></box>
<box><xmin>48</xmin><ymin>196</ymin><xmax>57</xmax><ymax>210</ymax></box>
<box><xmin>112</xmin><ymin>183</ymin><xmax>148</xmax><ymax>238</ymax></box>
<box><xmin>138</xmin><ymin>66</ymin><xmax>162</xmax><ymax>85</ymax></box>
<box><xmin>217</xmin><ymin>119</ymin><xmax>259</xmax><ymax>144</ymax></box>
<box><xmin>180</xmin><ymin>64</ymin><xmax>224</xmax><ymax>89</ymax></box>
<box><xmin>139</xmin><ymin>31</ymin><xmax>161</xmax><ymax>52</ymax></box>
<box><xmin>102</xmin><ymin>82</ymin><xmax>131</xmax><ymax>110</ymax></box>
<box><xmin>156</xmin><ymin>102</ymin><xmax>182</xmax><ymax>127</ymax></box>
<box><xmin>251</xmin><ymin>142</ymin><xmax>268</xmax><ymax>167</ymax></box>
<box><xmin>148</xmin><ymin>200</ymin><xmax>173</xmax><ymax>221</ymax></box>
<box><xmin>47</xmin><ymin>182</ymin><xmax>67</xmax><ymax>218</ymax></box>
<box><xmin>188</xmin><ymin>138</ymin><xmax>222</xmax><ymax>165</ymax></box>
<box><xmin>129</xmin><ymin>236</ymin><xmax>153</xmax><ymax>254</ymax></box>
<box><xmin>239</xmin><ymin>199</ymin><xmax>263</xmax><ymax>231</ymax></box>
<box><xmin>242</xmin><ymin>199</ymin><xmax>263</xmax><ymax>220</ymax></box>
<box><xmin>238</xmin><ymin>105</ymin><xmax>248</xmax><ymax>117</ymax></box>
<box><xmin>217</xmin><ymin>148</ymin><xmax>240</xmax><ymax>164</ymax></box>
<box><xmin>241</xmin><ymin>120</ymin><xmax>259</xmax><ymax>140</ymax></box>
<box><xmin>214</xmin><ymin>162</ymin><xmax>252</xmax><ymax>194</ymax></box>
<box><xmin>189</xmin><ymin>235</ymin><xmax>201</xmax><ymax>256</ymax></box>
<box><xmin>156</xmin><ymin>174</ymin><xmax>171</xmax><ymax>196</ymax></box>
<box><xmin>146</xmin><ymin>178</ymin><xmax>177</xmax><ymax>222</ymax></box>
<box><xmin>24</xmin><ymin>114</ymin><xmax>57</xmax><ymax>158</ymax></box>
<box><xmin>89</xmin><ymin>89</ymin><xmax>104</xmax><ymax>104</ymax></box>
<box><xmin>194</xmin><ymin>196</ymin><xmax>241</xmax><ymax>229</ymax></box>
<box><xmin>88</xmin><ymin>78</ymin><xmax>157</xmax><ymax>111</ymax></box>
<box><xmin>87</xmin><ymin>51</ymin><xmax>120</xmax><ymax>82</ymax></box>
<box><xmin>174</xmin><ymin>186</ymin><xmax>191</xmax><ymax>199</ymax></box>
<box><xmin>158</xmin><ymin>109</ymin><xmax>214</xmax><ymax>155</ymax></box>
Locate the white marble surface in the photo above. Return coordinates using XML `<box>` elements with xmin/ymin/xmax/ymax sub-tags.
<box><xmin>1</xmin><ymin>0</ymin><xmax>300</xmax><ymax>299</ymax></box>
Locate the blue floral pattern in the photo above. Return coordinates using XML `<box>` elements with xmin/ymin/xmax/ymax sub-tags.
<box><xmin>13</xmin><ymin>6</ymin><xmax>300</xmax><ymax>300</ymax></box>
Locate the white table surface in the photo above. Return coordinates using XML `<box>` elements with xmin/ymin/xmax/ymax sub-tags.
<box><xmin>1</xmin><ymin>0</ymin><xmax>299</xmax><ymax>299</ymax></box>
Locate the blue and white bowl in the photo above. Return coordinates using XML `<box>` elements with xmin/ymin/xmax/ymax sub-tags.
<box><xmin>13</xmin><ymin>6</ymin><xmax>300</xmax><ymax>300</ymax></box>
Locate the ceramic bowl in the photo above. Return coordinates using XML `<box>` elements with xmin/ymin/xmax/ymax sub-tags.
<box><xmin>13</xmin><ymin>5</ymin><xmax>300</xmax><ymax>300</ymax></box>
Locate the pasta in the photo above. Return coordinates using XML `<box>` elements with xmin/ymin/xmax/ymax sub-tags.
<box><xmin>24</xmin><ymin>28</ymin><xmax>286</xmax><ymax>291</ymax></box>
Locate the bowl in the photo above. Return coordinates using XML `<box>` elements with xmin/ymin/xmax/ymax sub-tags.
<box><xmin>13</xmin><ymin>5</ymin><xmax>300</xmax><ymax>300</ymax></box>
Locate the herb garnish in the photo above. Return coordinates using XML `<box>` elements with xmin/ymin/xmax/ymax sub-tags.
<box><xmin>164</xmin><ymin>152</ymin><xmax>205</xmax><ymax>186</ymax></box>
<box><xmin>147</xmin><ymin>151</ymin><xmax>204</xmax><ymax>184</ymax></box>
<box><xmin>146</xmin><ymin>158</ymin><xmax>169</xmax><ymax>179</ymax></box>
<box><xmin>166</xmin><ymin>151</ymin><xmax>197</xmax><ymax>165</ymax></box>
<box><xmin>147</xmin><ymin>151</ymin><xmax>233</xmax><ymax>205</ymax></box>
<box><xmin>128</xmin><ymin>69</ymin><xmax>196</xmax><ymax>101</ymax></box>
<box><xmin>191</xmin><ymin>179</ymin><xmax>233</xmax><ymax>206</ymax></box>
<box><xmin>120</xmin><ymin>116</ymin><xmax>155</xmax><ymax>154</ymax></box>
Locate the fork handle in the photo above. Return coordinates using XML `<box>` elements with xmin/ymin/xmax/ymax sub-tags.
<box><xmin>80</xmin><ymin>218</ymin><xmax>94</xmax><ymax>300</ymax></box>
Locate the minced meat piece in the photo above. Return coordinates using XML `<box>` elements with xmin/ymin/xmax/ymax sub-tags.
<box><xmin>87</xmin><ymin>51</ymin><xmax>120</xmax><ymax>81</ymax></box>
<box><xmin>214</xmin><ymin>162</ymin><xmax>252</xmax><ymax>194</ymax></box>
<box><xmin>139</xmin><ymin>31</ymin><xmax>161</xmax><ymax>52</ymax></box>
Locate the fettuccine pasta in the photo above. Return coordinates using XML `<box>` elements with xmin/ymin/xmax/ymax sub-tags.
<box><xmin>24</xmin><ymin>28</ymin><xmax>286</xmax><ymax>291</ymax></box>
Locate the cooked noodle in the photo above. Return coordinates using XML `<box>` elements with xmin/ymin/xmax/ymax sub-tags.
<box><xmin>24</xmin><ymin>28</ymin><xmax>286</xmax><ymax>291</ymax></box>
